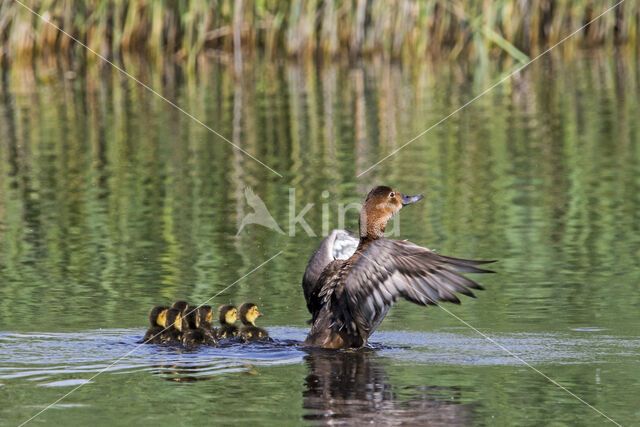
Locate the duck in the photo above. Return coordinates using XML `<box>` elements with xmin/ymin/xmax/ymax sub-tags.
<box><xmin>301</xmin><ymin>186</ymin><xmax>495</xmax><ymax>349</ymax></box>
<box><xmin>216</xmin><ymin>304</ymin><xmax>239</xmax><ymax>339</ymax></box>
<box><xmin>197</xmin><ymin>305</ymin><xmax>217</xmax><ymax>336</ymax></box>
<box><xmin>171</xmin><ymin>300</ymin><xmax>191</xmax><ymax>322</ymax></box>
<box><xmin>141</xmin><ymin>305</ymin><xmax>168</xmax><ymax>344</ymax></box>
<box><xmin>172</xmin><ymin>300</ymin><xmax>190</xmax><ymax>312</ymax></box>
<box><xmin>238</xmin><ymin>302</ymin><xmax>270</xmax><ymax>342</ymax></box>
<box><xmin>161</xmin><ymin>308</ymin><xmax>184</xmax><ymax>345</ymax></box>
<box><xmin>182</xmin><ymin>307</ymin><xmax>218</xmax><ymax>348</ymax></box>
<box><xmin>173</xmin><ymin>300</ymin><xmax>203</xmax><ymax>331</ymax></box>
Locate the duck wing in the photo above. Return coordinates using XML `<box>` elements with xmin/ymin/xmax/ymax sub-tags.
<box><xmin>341</xmin><ymin>239</ymin><xmax>495</xmax><ymax>337</ymax></box>
<box><xmin>302</xmin><ymin>229</ymin><xmax>358</xmax><ymax>314</ymax></box>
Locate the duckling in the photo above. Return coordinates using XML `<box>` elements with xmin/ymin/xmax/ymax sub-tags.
<box><xmin>161</xmin><ymin>308</ymin><xmax>184</xmax><ymax>345</ymax></box>
<box><xmin>173</xmin><ymin>300</ymin><xmax>203</xmax><ymax>331</ymax></box>
<box><xmin>182</xmin><ymin>306</ymin><xmax>218</xmax><ymax>348</ymax></box>
<box><xmin>198</xmin><ymin>305</ymin><xmax>216</xmax><ymax>336</ymax></box>
<box><xmin>302</xmin><ymin>186</ymin><xmax>495</xmax><ymax>349</ymax></box>
<box><xmin>141</xmin><ymin>305</ymin><xmax>168</xmax><ymax>344</ymax></box>
<box><xmin>238</xmin><ymin>302</ymin><xmax>270</xmax><ymax>342</ymax></box>
<box><xmin>216</xmin><ymin>304</ymin><xmax>239</xmax><ymax>339</ymax></box>
<box><xmin>172</xmin><ymin>300</ymin><xmax>190</xmax><ymax>317</ymax></box>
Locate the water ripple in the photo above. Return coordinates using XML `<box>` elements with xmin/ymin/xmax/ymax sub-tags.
<box><xmin>1</xmin><ymin>327</ymin><xmax>638</xmax><ymax>384</ymax></box>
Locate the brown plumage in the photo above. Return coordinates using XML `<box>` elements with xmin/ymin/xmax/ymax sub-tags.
<box><xmin>302</xmin><ymin>186</ymin><xmax>495</xmax><ymax>349</ymax></box>
<box><xmin>216</xmin><ymin>304</ymin><xmax>239</xmax><ymax>339</ymax></box>
<box><xmin>173</xmin><ymin>300</ymin><xmax>205</xmax><ymax>331</ymax></box>
<box><xmin>162</xmin><ymin>308</ymin><xmax>184</xmax><ymax>345</ymax></box>
<box><xmin>141</xmin><ymin>305</ymin><xmax>168</xmax><ymax>344</ymax></box>
<box><xmin>198</xmin><ymin>305</ymin><xmax>216</xmax><ymax>336</ymax></box>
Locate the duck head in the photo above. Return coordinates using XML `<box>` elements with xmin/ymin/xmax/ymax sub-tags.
<box><xmin>164</xmin><ymin>308</ymin><xmax>183</xmax><ymax>332</ymax></box>
<box><xmin>149</xmin><ymin>305</ymin><xmax>169</xmax><ymax>327</ymax></box>
<box><xmin>198</xmin><ymin>305</ymin><xmax>213</xmax><ymax>327</ymax></box>
<box><xmin>358</xmin><ymin>186</ymin><xmax>423</xmax><ymax>239</ymax></box>
<box><xmin>217</xmin><ymin>304</ymin><xmax>238</xmax><ymax>326</ymax></box>
<box><xmin>239</xmin><ymin>302</ymin><xmax>263</xmax><ymax>326</ymax></box>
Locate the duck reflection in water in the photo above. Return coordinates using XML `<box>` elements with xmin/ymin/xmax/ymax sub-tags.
<box><xmin>303</xmin><ymin>349</ymin><xmax>471</xmax><ymax>426</ymax></box>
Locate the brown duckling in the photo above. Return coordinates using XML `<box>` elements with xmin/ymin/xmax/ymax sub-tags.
<box><xmin>302</xmin><ymin>186</ymin><xmax>495</xmax><ymax>349</ymax></box>
<box><xmin>161</xmin><ymin>308</ymin><xmax>184</xmax><ymax>345</ymax></box>
<box><xmin>182</xmin><ymin>306</ymin><xmax>218</xmax><ymax>348</ymax></box>
<box><xmin>198</xmin><ymin>305</ymin><xmax>216</xmax><ymax>336</ymax></box>
<box><xmin>141</xmin><ymin>305</ymin><xmax>168</xmax><ymax>344</ymax></box>
<box><xmin>172</xmin><ymin>300</ymin><xmax>190</xmax><ymax>313</ymax></box>
<box><xmin>216</xmin><ymin>304</ymin><xmax>239</xmax><ymax>339</ymax></box>
<box><xmin>239</xmin><ymin>302</ymin><xmax>270</xmax><ymax>342</ymax></box>
<box><xmin>171</xmin><ymin>300</ymin><xmax>190</xmax><ymax>322</ymax></box>
<box><xmin>173</xmin><ymin>300</ymin><xmax>204</xmax><ymax>331</ymax></box>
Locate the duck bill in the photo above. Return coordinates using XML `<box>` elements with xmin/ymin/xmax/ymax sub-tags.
<box><xmin>401</xmin><ymin>193</ymin><xmax>424</xmax><ymax>206</ymax></box>
<box><xmin>258</xmin><ymin>312</ymin><xmax>264</xmax><ymax>317</ymax></box>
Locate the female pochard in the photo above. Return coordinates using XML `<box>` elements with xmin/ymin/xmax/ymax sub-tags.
<box><xmin>302</xmin><ymin>186</ymin><xmax>495</xmax><ymax>349</ymax></box>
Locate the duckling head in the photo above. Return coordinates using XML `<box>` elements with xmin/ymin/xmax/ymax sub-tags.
<box><xmin>217</xmin><ymin>304</ymin><xmax>238</xmax><ymax>326</ymax></box>
<box><xmin>359</xmin><ymin>186</ymin><xmax>423</xmax><ymax>239</ymax></box>
<box><xmin>239</xmin><ymin>302</ymin><xmax>263</xmax><ymax>326</ymax></box>
<box><xmin>164</xmin><ymin>308</ymin><xmax>183</xmax><ymax>332</ymax></box>
<box><xmin>149</xmin><ymin>306</ymin><xmax>169</xmax><ymax>327</ymax></box>
<box><xmin>198</xmin><ymin>305</ymin><xmax>213</xmax><ymax>326</ymax></box>
<box><xmin>172</xmin><ymin>300</ymin><xmax>190</xmax><ymax>314</ymax></box>
<box><xmin>184</xmin><ymin>308</ymin><xmax>200</xmax><ymax>329</ymax></box>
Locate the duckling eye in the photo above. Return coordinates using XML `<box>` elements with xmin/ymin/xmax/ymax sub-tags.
<box><xmin>389</xmin><ymin>192</ymin><xmax>395</xmax><ymax>198</ymax></box>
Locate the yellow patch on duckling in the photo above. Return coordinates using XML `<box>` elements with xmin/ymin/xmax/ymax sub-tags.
<box><xmin>225</xmin><ymin>308</ymin><xmax>238</xmax><ymax>325</ymax></box>
<box><xmin>157</xmin><ymin>309</ymin><xmax>168</xmax><ymax>327</ymax></box>
<box><xmin>246</xmin><ymin>306</ymin><xmax>261</xmax><ymax>325</ymax></box>
<box><xmin>175</xmin><ymin>313</ymin><xmax>183</xmax><ymax>332</ymax></box>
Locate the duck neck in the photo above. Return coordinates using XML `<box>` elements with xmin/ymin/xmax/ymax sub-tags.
<box><xmin>357</xmin><ymin>214</ymin><xmax>385</xmax><ymax>252</ymax></box>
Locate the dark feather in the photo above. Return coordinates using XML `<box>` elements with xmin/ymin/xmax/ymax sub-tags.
<box><xmin>337</xmin><ymin>239</ymin><xmax>495</xmax><ymax>337</ymax></box>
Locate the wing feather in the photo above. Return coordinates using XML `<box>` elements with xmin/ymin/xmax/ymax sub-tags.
<box><xmin>342</xmin><ymin>239</ymin><xmax>494</xmax><ymax>335</ymax></box>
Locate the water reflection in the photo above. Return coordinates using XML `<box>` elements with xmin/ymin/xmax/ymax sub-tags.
<box><xmin>2</xmin><ymin>52</ymin><xmax>640</xmax><ymax>334</ymax></box>
<box><xmin>303</xmin><ymin>349</ymin><xmax>471</xmax><ymax>425</ymax></box>
<box><xmin>1</xmin><ymin>50</ymin><xmax>640</xmax><ymax>425</ymax></box>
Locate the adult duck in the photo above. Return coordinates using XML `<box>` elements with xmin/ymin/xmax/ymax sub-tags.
<box><xmin>302</xmin><ymin>186</ymin><xmax>495</xmax><ymax>349</ymax></box>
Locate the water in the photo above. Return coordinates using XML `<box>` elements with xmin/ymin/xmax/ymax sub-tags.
<box><xmin>1</xmin><ymin>50</ymin><xmax>640</xmax><ymax>425</ymax></box>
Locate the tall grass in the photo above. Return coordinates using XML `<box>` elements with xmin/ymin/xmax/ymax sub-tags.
<box><xmin>1</xmin><ymin>0</ymin><xmax>638</xmax><ymax>64</ymax></box>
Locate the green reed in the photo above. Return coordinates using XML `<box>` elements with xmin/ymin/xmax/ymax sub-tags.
<box><xmin>1</xmin><ymin>0</ymin><xmax>638</xmax><ymax>64</ymax></box>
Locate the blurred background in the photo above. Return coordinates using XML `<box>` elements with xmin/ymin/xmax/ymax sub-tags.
<box><xmin>1</xmin><ymin>1</ymin><xmax>639</xmax><ymax>426</ymax></box>
<box><xmin>1</xmin><ymin>0</ymin><xmax>638</xmax><ymax>64</ymax></box>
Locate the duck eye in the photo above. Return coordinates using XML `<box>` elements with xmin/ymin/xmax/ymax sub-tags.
<box><xmin>389</xmin><ymin>192</ymin><xmax>395</xmax><ymax>198</ymax></box>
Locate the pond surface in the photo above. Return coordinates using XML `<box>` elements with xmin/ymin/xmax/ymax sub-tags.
<box><xmin>1</xmin><ymin>50</ymin><xmax>640</xmax><ymax>425</ymax></box>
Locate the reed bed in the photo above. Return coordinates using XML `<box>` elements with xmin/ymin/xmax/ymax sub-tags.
<box><xmin>1</xmin><ymin>0</ymin><xmax>638</xmax><ymax>64</ymax></box>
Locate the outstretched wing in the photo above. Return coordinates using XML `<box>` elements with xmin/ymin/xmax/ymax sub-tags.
<box><xmin>341</xmin><ymin>239</ymin><xmax>495</xmax><ymax>336</ymax></box>
<box><xmin>302</xmin><ymin>229</ymin><xmax>358</xmax><ymax>314</ymax></box>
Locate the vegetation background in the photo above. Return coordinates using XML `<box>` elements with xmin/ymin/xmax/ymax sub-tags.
<box><xmin>1</xmin><ymin>0</ymin><xmax>637</xmax><ymax>66</ymax></box>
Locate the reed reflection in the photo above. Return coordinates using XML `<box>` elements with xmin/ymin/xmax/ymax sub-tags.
<box><xmin>302</xmin><ymin>349</ymin><xmax>471</xmax><ymax>425</ymax></box>
<box><xmin>1</xmin><ymin>51</ymin><xmax>640</xmax><ymax>334</ymax></box>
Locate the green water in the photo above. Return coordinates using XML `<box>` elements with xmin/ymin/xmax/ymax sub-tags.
<box><xmin>1</xmin><ymin>50</ymin><xmax>640</xmax><ymax>425</ymax></box>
